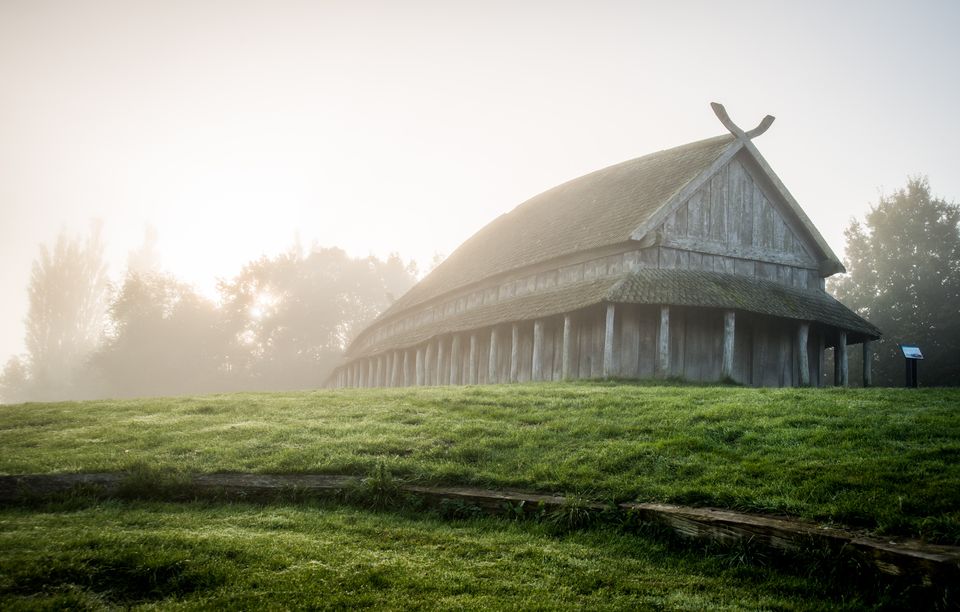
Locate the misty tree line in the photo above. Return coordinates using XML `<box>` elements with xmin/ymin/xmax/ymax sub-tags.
<box><xmin>0</xmin><ymin>227</ymin><xmax>417</xmax><ymax>403</ymax></box>
<box><xmin>1</xmin><ymin>176</ymin><xmax>957</xmax><ymax>403</ymax></box>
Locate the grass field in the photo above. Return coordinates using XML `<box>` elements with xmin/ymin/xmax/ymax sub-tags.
<box><xmin>0</xmin><ymin>500</ymin><xmax>878</xmax><ymax>610</ymax></box>
<box><xmin>2</xmin><ymin>382</ymin><xmax>958</xmax><ymax>543</ymax></box>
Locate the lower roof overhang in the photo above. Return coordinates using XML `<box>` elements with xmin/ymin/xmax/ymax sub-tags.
<box><xmin>343</xmin><ymin>269</ymin><xmax>881</xmax><ymax>361</ymax></box>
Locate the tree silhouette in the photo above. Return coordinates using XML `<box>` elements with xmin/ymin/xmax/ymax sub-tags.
<box><xmin>218</xmin><ymin>246</ymin><xmax>416</xmax><ymax>390</ymax></box>
<box><xmin>0</xmin><ymin>357</ymin><xmax>30</xmax><ymax>404</ymax></box>
<box><xmin>87</xmin><ymin>272</ymin><xmax>228</xmax><ymax>398</ymax></box>
<box><xmin>24</xmin><ymin>224</ymin><xmax>110</xmax><ymax>399</ymax></box>
<box><xmin>831</xmin><ymin>177</ymin><xmax>960</xmax><ymax>386</ymax></box>
<box><xmin>3</xmin><ymin>234</ymin><xmax>418</xmax><ymax>401</ymax></box>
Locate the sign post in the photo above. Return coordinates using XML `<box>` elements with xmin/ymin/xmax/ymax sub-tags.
<box><xmin>899</xmin><ymin>344</ymin><xmax>923</xmax><ymax>388</ymax></box>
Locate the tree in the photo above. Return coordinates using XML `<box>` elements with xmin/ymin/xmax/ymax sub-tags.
<box><xmin>24</xmin><ymin>224</ymin><xmax>110</xmax><ymax>399</ymax></box>
<box><xmin>0</xmin><ymin>356</ymin><xmax>30</xmax><ymax>404</ymax></box>
<box><xmin>830</xmin><ymin>177</ymin><xmax>960</xmax><ymax>386</ymax></box>
<box><xmin>218</xmin><ymin>246</ymin><xmax>417</xmax><ymax>390</ymax></box>
<box><xmin>88</xmin><ymin>272</ymin><xmax>229</xmax><ymax>398</ymax></box>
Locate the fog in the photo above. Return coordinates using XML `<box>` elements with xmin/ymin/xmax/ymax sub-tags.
<box><xmin>1</xmin><ymin>1</ymin><xmax>958</xmax><ymax>398</ymax></box>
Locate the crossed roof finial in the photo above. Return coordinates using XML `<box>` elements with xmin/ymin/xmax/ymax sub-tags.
<box><xmin>710</xmin><ymin>102</ymin><xmax>775</xmax><ymax>140</ymax></box>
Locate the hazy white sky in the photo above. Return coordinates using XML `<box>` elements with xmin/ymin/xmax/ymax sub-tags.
<box><xmin>1</xmin><ymin>0</ymin><xmax>958</xmax><ymax>362</ymax></box>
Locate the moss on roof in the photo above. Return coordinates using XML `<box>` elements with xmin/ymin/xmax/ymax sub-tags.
<box><xmin>347</xmin><ymin>269</ymin><xmax>878</xmax><ymax>358</ymax></box>
<box><xmin>608</xmin><ymin>269</ymin><xmax>880</xmax><ymax>341</ymax></box>
<box><xmin>379</xmin><ymin>134</ymin><xmax>737</xmax><ymax>323</ymax></box>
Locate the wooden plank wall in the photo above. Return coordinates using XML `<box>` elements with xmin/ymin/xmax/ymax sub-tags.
<box><xmin>338</xmin><ymin>303</ymin><xmax>827</xmax><ymax>388</ymax></box>
<box><xmin>658</xmin><ymin>156</ymin><xmax>816</xmax><ymax>267</ymax></box>
<box><xmin>655</xmin><ymin>154</ymin><xmax>821</xmax><ymax>292</ymax></box>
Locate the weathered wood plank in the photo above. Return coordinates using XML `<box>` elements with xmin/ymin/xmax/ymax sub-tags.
<box><xmin>450</xmin><ymin>336</ymin><xmax>462</xmax><ymax>385</ymax></box>
<box><xmin>416</xmin><ymin>348</ymin><xmax>425</xmax><ymax>386</ymax></box>
<box><xmin>436</xmin><ymin>338</ymin><xmax>446</xmax><ymax>386</ymax></box>
<box><xmin>603</xmin><ymin>305</ymin><xmax>616</xmax><ymax>377</ymax></box>
<box><xmin>4</xmin><ymin>472</ymin><xmax>957</xmax><ymax>599</ymax></box>
<box><xmin>687</xmin><ymin>189</ymin><xmax>704</xmax><ymax>237</ymax></box>
<box><xmin>837</xmin><ymin>332</ymin><xmax>848</xmax><ymax>387</ymax></box>
<box><xmin>488</xmin><ymin>328</ymin><xmax>498</xmax><ymax>384</ymax></box>
<box><xmin>510</xmin><ymin>324</ymin><xmax>519</xmax><ymax>383</ymax></box>
<box><xmin>657</xmin><ymin>306</ymin><xmax>670</xmax><ymax>377</ymax></box>
<box><xmin>657</xmin><ymin>237</ymin><xmax>817</xmax><ymax>270</ymax></box>
<box><xmin>520</xmin><ymin>324</ymin><xmax>534</xmax><ymax>382</ymax></box>
<box><xmin>532</xmin><ymin>320</ymin><xmax>545</xmax><ymax>381</ymax></box>
<box><xmin>620</xmin><ymin>306</ymin><xmax>640</xmax><ymax>378</ymax></box>
<box><xmin>674</xmin><ymin>200</ymin><xmax>688</xmax><ymax>238</ymax></box>
<box><xmin>469</xmin><ymin>333</ymin><xmax>478</xmax><ymax>385</ymax></box>
<box><xmin>423</xmin><ymin>345</ymin><xmax>433</xmax><ymax>386</ymax></box>
<box><xmin>863</xmin><ymin>341</ymin><xmax>873</xmax><ymax>387</ymax></box>
<box><xmin>709</xmin><ymin>170</ymin><xmax>726</xmax><ymax>242</ymax></box>
<box><xmin>722</xmin><ymin>311</ymin><xmax>735</xmax><ymax>380</ymax></box>
<box><xmin>797</xmin><ymin>323</ymin><xmax>810</xmax><ymax>387</ymax></box>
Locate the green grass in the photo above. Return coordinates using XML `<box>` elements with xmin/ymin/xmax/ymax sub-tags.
<box><xmin>2</xmin><ymin>382</ymin><xmax>959</xmax><ymax>542</ymax></box>
<box><xmin>0</xmin><ymin>500</ymin><xmax>874</xmax><ymax>610</ymax></box>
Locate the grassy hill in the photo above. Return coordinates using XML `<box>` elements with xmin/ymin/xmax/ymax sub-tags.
<box><xmin>2</xmin><ymin>382</ymin><xmax>958</xmax><ymax>543</ymax></box>
<box><xmin>1</xmin><ymin>501</ymin><xmax>873</xmax><ymax>610</ymax></box>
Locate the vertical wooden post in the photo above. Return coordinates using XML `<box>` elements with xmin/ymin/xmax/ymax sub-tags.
<box><xmin>531</xmin><ymin>320</ymin><xmax>545</xmax><ymax>381</ymax></box>
<box><xmin>510</xmin><ymin>323</ymin><xmax>520</xmax><ymax>383</ymax></box>
<box><xmin>468</xmin><ymin>333</ymin><xmax>478</xmax><ymax>385</ymax></box>
<box><xmin>797</xmin><ymin>322</ymin><xmax>810</xmax><ymax>387</ymax></box>
<box><xmin>863</xmin><ymin>341</ymin><xmax>873</xmax><ymax>387</ymax></box>
<box><xmin>416</xmin><ymin>347</ymin><xmax>425</xmax><ymax>386</ymax></box>
<box><xmin>817</xmin><ymin>335</ymin><xmax>825</xmax><ymax>388</ymax></box>
<box><xmin>378</xmin><ymin>355</ymin><xmax>386</xmax><ymax>387</ymax></box>
<box><xmin>722</xmin><ymin>310</ymin><xmax>736</xmax><ymax>381</ymax></box>
<box><xmin>488</xmin><ymin>328</ymin><xmax>498</xmax><ymax>384</ymax></box>
<box><xmin>422</xmin><ymin>344</ymin><xmax>431</xmax><ymax>386</ymax></box>
<box><xmin>400</xmin><ymin>351</ymin><xmax>409</xmax><ymax>386</ymax></box>
<box><xmin>603</xmin><ymin>304</ymin><xmax>616</xmax><ymax>378</ymax></box>
<box><xmin>450</xmin><ymin>335</ymin><xmax>462</xmax><ymax>385</ymax></box>
<box><xmin>836</xmin><ymin>332</ymin><xmax>848</xmax><ymax>387</ymax></box>
<box><xmin>562</xmin><ymin>314</ymin><xmax>573</xmax><ymax>380</ymax></box>
<box><xmin>348</xmin><ymin>363</ymin><xmax>355</xmax><ymax>388</ymax></box>
<box><xmin>436</xmin><ymin>338</ymin><xmax>446</xmax><ymax>386</ymax></box>
<box><xmin>391</xmin><ymin>351</ymin><xmax>401</xmax><ymax>387</ymax></box>
<box><xmin>657</xmin><ymin>306</ymin><xmax>670</xmax><ymax>378</ymax></box>
<box><xmin>366</xmin><ymin>359</ymin><xmax>374</xmax><ymax>388</ymax></box>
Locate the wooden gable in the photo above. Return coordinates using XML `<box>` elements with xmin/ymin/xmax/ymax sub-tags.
<box><xmin>653</xmin><ymin>152</ymin><xmax>819</xmax><ymax>271</ymax></box>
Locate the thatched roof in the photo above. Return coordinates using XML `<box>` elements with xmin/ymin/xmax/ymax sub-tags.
<box><xmin>380</xmin><ymin>134</ymin><xmax>737</xmax><ymax>321</ymax></box>
<box><xmin>347</xmin><ymin>269</ymin><xmax>878</xmax><ymax>359</ymax></box>
<box><xmin>345</xmin><ymin>130</ymin><xmax>866</xmax><ymax>361</ymax></box>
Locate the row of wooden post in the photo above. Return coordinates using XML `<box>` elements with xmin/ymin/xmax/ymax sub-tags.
<box><xmin>334</xmin><ymin>305</ymin><xmax>871</xmax><ymax>388</ymax></box>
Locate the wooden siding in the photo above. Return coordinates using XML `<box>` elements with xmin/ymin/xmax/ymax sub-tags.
<box><xmin>336</xmin><ymin>302</ymin><xmax>839</xmax><ymax>388</ymax></box>
<box><xmin>656</xmin><ymin>155</ymin><xmax>817</xmax><ymax>271</ymax></box>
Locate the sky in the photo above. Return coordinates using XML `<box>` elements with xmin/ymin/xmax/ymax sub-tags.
<box><xmin>1</xmin><ymin>0</ymin><xmax>958</xmax><ymax>363</ymax></box>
